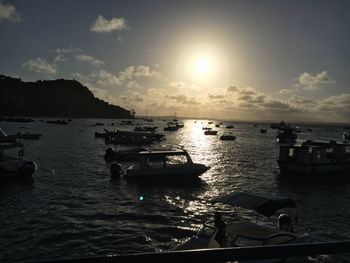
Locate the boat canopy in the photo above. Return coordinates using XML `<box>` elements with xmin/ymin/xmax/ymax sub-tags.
<box><xmin>215</xmin><ymin>192</ymin><xmax>296</xmax><ymax>218</ymax></box>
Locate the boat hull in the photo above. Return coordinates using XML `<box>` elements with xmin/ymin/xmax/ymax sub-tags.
<box><xmin>125</xmin><ymin>164</ymin><xmax>209</xmax><ymax>179</ymax></box>
<box><xmin>277</xmin><ymin>160</ymin><xmax>350</xmax><ymax>175</ymax></box>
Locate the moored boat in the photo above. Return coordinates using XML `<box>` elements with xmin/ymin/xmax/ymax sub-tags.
<box><xmin>110</xmin><ymin>149</ymin><xmax>210</xmax><ymax>179</ymax></box>
<box><xmin>0</xmin><ymin>142</ymin><xmax>37</xmax><ymax>180</ymax></box>
<box><xmin>171</xmin><ymin>192</ymin><xmax>305</xmax><ymax>252</ymax></box>
<box><xmin>220</xmin><ymin>132</ymin><xmax>236</xmax><ymax>141</ymax></box>
<box><xmin>277</xmin><ymin>140</ymin><xmax>350</xmax><ymax>175</ymax></box>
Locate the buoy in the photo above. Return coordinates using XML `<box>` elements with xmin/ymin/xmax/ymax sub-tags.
<box><xmin>110</xmin><ymin>162</ymin><xmax>122</xmax><ymax>177</ymax></box>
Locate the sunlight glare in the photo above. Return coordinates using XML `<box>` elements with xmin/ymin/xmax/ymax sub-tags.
<box><xmin>195</xmin><ymin>58</ymin><xmax>209</xmax><ymax>75</ymax></box>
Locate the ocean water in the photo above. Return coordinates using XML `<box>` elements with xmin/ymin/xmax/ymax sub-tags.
<box><xmin>0</xmin><ymin>119</ymin><xmax>349</xmax><ymax>262</ymax></box>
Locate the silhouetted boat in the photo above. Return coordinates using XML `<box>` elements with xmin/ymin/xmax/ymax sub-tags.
<box><xmin>220</xmin><ymin>132</ymin><xmax>236</xmax><ymax>141</ymax></box>
<box><xmin>134</xmin><ymin>126</ymin><xmax>157</xmax><ymax>132</ymax></box>
<box><xmin>276</xmin><ymin>126</ymin><xmax>297</xmax><ymax>143</ymax></box>
<box><xmin>226</xmin><ymin>125</ymin><xmax>234</xmax><ymax>129</ymax></box>
<box><xmin>277</xmin><ymin>140</ymin><xmax>350</xmax><ymax>175</ymax></box>
<box><xmin>104</xmin><ymin>147</ymin><xmax>146</xmax><ymax>162</ymax></box>
<box><xmin>16</xmin><ymin>132</ymin><xmax>41</xmax><ymax>140</ymax></box>
<box><xmin>110</xmin><ymin>149</ymin><xmax>210</xmax><ymax>179</ymax></box>
<box><xmin>204</xmin><ymin>130</ymin><xmax>218</xmax><ymax>135</ymax></box>
<box><xmin>0</xmin><ymin>142</ymin><xmax>37</xmax><ymax>180</ymax></box>
<box><xmin>46</xmin><ymin>120</ymin><xmax>68</xmax><ymax>125</ymax></box>
<box><xmin>260</xmin><ymin>128</ymin><xmax>267</xmax><ymax>134</ymax></box>
<box><xmin>172</xmin><ymin>192</ymin><xmax>303</xmax><ymax>251</ymax></box>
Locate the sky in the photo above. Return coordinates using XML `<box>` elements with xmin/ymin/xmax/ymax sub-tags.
<box><xmin>1</xmin><ymin>0</ymin><xmax>350</xmax><ymax>123</ymax></box>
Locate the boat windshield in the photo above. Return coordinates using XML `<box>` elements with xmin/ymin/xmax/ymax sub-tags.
<box><xmin>165</xmin><ymin>155</ymin><xmax>188</xmax><ymax>166</ymax></box>
<box><xmin>232</xmin><ymin>235</ymin><xmax>265</xmax><ymax>247</ymax></box>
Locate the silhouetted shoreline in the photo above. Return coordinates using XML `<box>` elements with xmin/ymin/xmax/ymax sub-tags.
<box><xmin>0</xmin><ymin>75</ymin><xmax>134</xmax><ymax>119</ymax></box>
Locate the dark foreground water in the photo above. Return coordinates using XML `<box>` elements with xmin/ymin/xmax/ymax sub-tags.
<box><xmin>1</xmin><ymin>119</ymin><xmax>350</xmax><ymax>262</ymax></box>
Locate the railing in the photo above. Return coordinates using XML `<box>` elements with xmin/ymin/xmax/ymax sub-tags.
<box><xmin>30</xmin><ymin>240</ymin><xmax>350</xmax><ymax>263</ymax></box>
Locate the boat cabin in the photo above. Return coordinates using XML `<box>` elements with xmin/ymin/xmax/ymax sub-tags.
<box><xmin>279</xmin><ymin>140</ymin><xmax>350</xmax><ymax>164</ymax></box>
<box><xmin>137</xmin><ymin>150</ymin><xmax>193</xmax><ymax>169</ymax></box>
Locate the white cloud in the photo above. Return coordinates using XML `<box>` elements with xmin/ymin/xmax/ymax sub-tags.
<box><xmin>90</xmin><ymin>15</ymin><xmax>128</xmax><ymax>33</ymax></box>
<box><xmin>0</xmin><ymin>2</ymin><xmax>21</xmax><ymax>23</ymax></box>
<box><xmin>91</xmin><ymin>70</ymin><xmax>122</xmax><ymax>86</ymax></box>
<box><xmin>278</xmin><ymin>88</ymin><xmax>294</xmax><ymax>95</ymax></box>
<box><xmin>22</xmin><ymin>58</ymin><xmax>57</xmax><ymax>75</ymax></box>
<box><xmin>54</xmin><ymin>54</ymin><xmax>67</xmax><ymax>63</ymax></box>
<box><xmin>119</xmin><ymin>65</ymin><xmax>161</xmax><ymax>81</ymax></box>
<box><xmin>295</xmin><ymin>70</ymin><xmax>335</xmax><ymax>90</ymax></box>
<box><xmin>76</xmin><ymin>54</ymin><xmax>105</xmax><ymax>66</ymax></box>
<box><xmin>50</xmin><ymin>47</ymin><xmax>82</xmax><ymax>54</ymax></box>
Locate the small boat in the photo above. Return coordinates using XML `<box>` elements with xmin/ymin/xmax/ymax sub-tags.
<box><xmin>110</xmin><ymin>149</ymin><xmax>210</xmax><ymax>179</ymax></box>
<box><xmin>307</xmin><ymin>128</ymin><xmax>313</xmax><ymax>132</ymax></box>
<box><xmin>16</xmin><ymin>132</ymin><xmax>41</xmax><ymax>140</ymax></box>
<box><xmin>215</xmin><ymin>124</ymin><xmax>220</xmax><ymax>128</ymax></box>
<box><xmin>276</xmin><ymin>126</ymin><xmax>297</xmax><ymax>143</ymax></box>
<box><xmin>104</xmin><ymin>147</ymin><xmax>146</xmax><ymax>162</ymax></box>
<box><xmin>260</xmin><ymin>128</ymin><xmax>267</xmax><ymax>134</ymax></box>
<box><xmin>46</xmin><ymin>120</ymin><xmax>68</xmax><ymax>125</ymax></box>
<box><xmin>0</xmin><ymin>142</ymin><xmax>37</xmax><ymax>180</ymax></box>
<box><xmin>225</xmin><ymin>125</ymin><xmax>234</xmax><ymax>129</ymax></box>
<box><xmin>172</xmin><ymin>192</ymin><xmax>304</xmax><ymax>251</ymax></box>
<box><xmin>204</xmin><ymin>130</ymin><xmax>218</xmax><ymax>135</ymax></box>
<box><xmin>277</xmin><ymin>140</ymin><xmax>350</xmax><ymax>175</ymax></box>
<box><xmin>220</xmin><ymin>132</ymin><xmax>236</xmax><ymax>141</ymax></box>
<box><xmin>134</xmin><ymin>126</ymin><xmax>157</xmax><ymax>132</ymax></box>
<box><xmin>202</xmin><ymin>127</ymin><xmax>212</xmax><ymax>130</ymax></box>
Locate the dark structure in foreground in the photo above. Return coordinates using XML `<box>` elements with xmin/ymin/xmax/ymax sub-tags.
<box><xmin>0</xmin><ymin>75</ymin><xmax>133</xmax><ymax>118</ymax></box>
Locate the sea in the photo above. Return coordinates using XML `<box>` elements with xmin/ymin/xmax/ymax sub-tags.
<box><xmin>1</xmin><ymin>119</ymin><xmax>350</xmax><ymax>262</ymax></box>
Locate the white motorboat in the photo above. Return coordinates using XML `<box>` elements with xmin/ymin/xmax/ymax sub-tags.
<box><xmin>110</xmin><ymin>149</ymin><xmax>210</xmax><ymax>179</ymax></box>
<box><xmin>171</xmin><ymin>192</ymin><xmax>304</xmax><ymax>251</ymax></box>
<box><xmin>277</xmin><ymin>140</ymin><xmax>350</xmax><ymax>175</ymax></box>
<box><xmin>0</xmin><ymin>142</ymin><xmax>37</xmax><ymax>180</ymax></box>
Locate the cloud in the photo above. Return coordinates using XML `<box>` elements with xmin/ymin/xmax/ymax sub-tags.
<box><xmin>50</xmin><ymin>47</ymin><xmax>82</xmax><ymax>54</ymax></box>
<box><xmin>295</xmin><ymin>70</ymin><xmax>335</xmax><ymax>90</ymax></box>
<box><xmin>54</xmin><ymin>54</ymin><xmax>67</xmax><ymax>63</ymax></box>
<box><xmin>0</xmin><ymin>2</ymin><xmax>21</xmax><ymax>23</ymax></box>
<box><xmin>90</xmin><ymin>15</ymin><xmax>128</xmax><ymax>33</ymax></box>
<box><xmin>167</xmin><ymin>94</ymin><xmax>200</xmax><ymax>105</ymax></box>
<box><xmin>226</xmin><ymin>85</ymin><xmax>238</xmax><ymax>92</ymax></box>
<box><xmin>208</xmin><ymin>93</ymin><xmax>225</xmax><ymax>99</ymax></box>
<box><xmin>91</xmin><ymin>70</ymin><xmax>122</xmax><ymax>86</ymax></box>
<box><xmin>119</xmin><ymin>65</ymin><xmax>161</xmax><ymax>81</ymax></box>
<box><xmin>76</xmin><ymin>54</ymin><xmax>105</xmax><ymax>66</ymax></box>
<box><xmin>318</xmin><ymin>93</ymin><xmax>350</xmax><ymax>113</ymax></box>
<box><xmin>278</xmin><ymin>88</ymin><xmax>294</xmax><ymax>95</ymax></box>
<box><xmin>22</xmin><ymin>58</ymin><xmax>57</xmax><ymax>75</ymax></box>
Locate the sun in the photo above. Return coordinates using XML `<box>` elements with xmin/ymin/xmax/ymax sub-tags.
<box><xmin>195</xmin><ymin>58</ymin><xmax>209</xmax><ymax>75</ymax></box>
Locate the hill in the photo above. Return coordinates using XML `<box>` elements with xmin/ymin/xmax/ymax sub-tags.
<box><xmin>0</xmin><ymin>75</ymin><xmax>133</xmax><ymax>118</ymax></box>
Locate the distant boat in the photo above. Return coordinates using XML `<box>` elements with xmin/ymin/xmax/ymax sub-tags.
<box><xmin>104</xmin><ymin>147</ymin><xmax>146</xmax><ymax>162</ymax></box>
<box><xmin>134</xmin><ymin>126</ymin><xmax>157</xmax><ymax>132</ymax></box>
<box><xmin>46</xmin><ymin>120</ymin><xmax>68</xmax><ymax>125</ymax></box>
<box><xmin>110</xmin><ymin>149</ymin><xmax>210</xmax><ymax>179</ymax></box>
<box><xmin>260</xmin><ymin>128</ymin><xmax>267</xmax><ymax>134</ymax></box>
<box><xmin>220</xmin><ymin>132</ymin><xmax>236</xmax><ymax>141</ymax></box>
<box><xmin>276</xmin><ymin>126</ymin><xmax>297</xmax><ymax>143</ymax></box>
<box><xmin>225</xmin><ymin>125</ymin><xmax>234</xmax><ymax>129</ymax></box>
<box><xmin>277</xmin><ymin>140</ymin><xmax>350</xmax><ymax>175</ymax></box>
<box><xmin>16</xmin><ymin>132</ymin><xmax>41</xmax><ymax>140</ymax></box>
<box><xmin>204</xmin><ymin>130</ymin><xmax>218</xmax><ymax>135</ymax></box>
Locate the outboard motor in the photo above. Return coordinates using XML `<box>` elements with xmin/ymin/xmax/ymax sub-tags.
<box><xmin>105</xmin><ymin>147</ymin><xmax>116</xmax><ymax>162</ymax></box>
<box><xmin>110</xmin><ymin>162</ymin><xmax>122</xmax><ymax>178</ymax></box>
